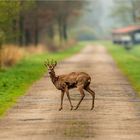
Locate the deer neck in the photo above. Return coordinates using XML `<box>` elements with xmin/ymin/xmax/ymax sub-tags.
<box><xmin>49</xmin><ymin>70</ymin><xmax>58</xmax><ymax>84</ymax></box>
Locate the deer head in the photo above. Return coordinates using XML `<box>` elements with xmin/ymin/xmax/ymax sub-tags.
<box><xmin>44</xmin><ymin>59</ymin><xmax>57</xmax><ymax>74</ymax></box>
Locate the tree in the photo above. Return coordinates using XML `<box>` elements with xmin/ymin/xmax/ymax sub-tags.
<box><xmin>55</xmin><ymin>0</ymin><xmax>85</xmax><ymax>41</ymax></box>
<box><xmin>18</xmin><ymin>0</ymin><xmax>35</xmax><ymax>46</ymax></box>
<box><xmin>0</xmin><ymin>1</ymin><xmax>21</xmax><ymax>68</ymax></box>
<box><xmin>0</xmin><ymin>0</ymin><xmax>87</xmax><ymax>67</ymax></box>
<box><xmin>28</xmin><ymin>0</ymin><xmax>86</xmax><ymax>47</ymax></box>
<box><xmin>111</xmin><ymin>0</ymin><xmax>140</xmax><ymax>26</ymax></box>
<box><xmin>0</xmin><ymin>0</ymin><xmax>86</xmax><ymax>47</ymax></box>
<box><xmin>129</xmin><ymin>0</ymin><xmax>140</xmax><ymax>23</ymax></box>
<box><xmin>0</xmin><ymin>1</ymin><xmax>20</xmax><ymax>42</ymax></box>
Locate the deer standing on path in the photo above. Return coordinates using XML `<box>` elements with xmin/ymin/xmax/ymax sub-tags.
<box><xmin>44</xmin><ymin>60</ymin><xmax>95</xmax><ymax>111</ymax></box>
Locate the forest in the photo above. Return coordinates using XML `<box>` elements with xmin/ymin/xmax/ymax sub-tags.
<box><xmin>0</xmin><ymin>0</ymin><xmax>86</xmax><ymax>45</ymax></box>
<box><xmin>0</xmin><ymin>0</ymin><xmax>87</xmax><ymax>68</ymax></box>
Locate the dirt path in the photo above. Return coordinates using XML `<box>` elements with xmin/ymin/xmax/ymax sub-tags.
<box><xmin>0</xmin><ymin>45</ymin><xmax>140</xmax><ymax>140</ymax></box>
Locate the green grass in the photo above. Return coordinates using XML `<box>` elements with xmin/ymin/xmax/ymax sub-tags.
<box><xmin>100</xmin><ymin>41</ymin><xmax>140</xmax><ymax>96</ymax></box>
<box><xmin>0</xmin><ymin>42</ymin><xmax>86</xmax><ymax>117</ymax></box>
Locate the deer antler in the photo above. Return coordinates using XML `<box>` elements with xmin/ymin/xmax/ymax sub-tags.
<box><xmin>44</xmin><ymin>59</ymin><xmax>50</xmax><ymax>67</ymax></box>
<box><xmin>44</xmin><ymin>59</ymin><xmax>57</xmax><ymax>68</ymax></box>
<box><xmin>51</xmin><ymin>59</ymin><xmax>57</xmax><ymax>68</ymax></box>
<box><xmin>53</xmin><ymin>60</ymin><xmax>57</xmax><ymax>67</ymax></box>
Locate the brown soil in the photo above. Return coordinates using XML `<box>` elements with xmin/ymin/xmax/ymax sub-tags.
<box><xmin>0</xmin><ymin>45</ymin><xmax>140</xmax><ymax>140</ymax></box>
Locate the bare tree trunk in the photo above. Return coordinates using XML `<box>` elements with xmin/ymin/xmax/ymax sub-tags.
<box><xmin>19</xmin><ymin>14</ymin><xmax>25</xmax><ymax>46</ymax></box>
<box><xmin>58</xmin><ymin>16</ymin><xmax>68</xmax><ymax>42</ymax></box>
<box><xmin>130</xmin><ymin>0</ymin><xmax>137</xmax><ymax>23</ymax></box>
<box><xmin>47</xmin><ymin>24</ymin><xmax>54</xmax><ymax>40</ymax></box>
<box><xmin>12</xmin><ymin>19</ymin><xmax>18</xmax><ymax>44</ymax></box>
<box><xmin>35</xmin><ymin>28</ymin><xmax>39</xmax><ymax>46</ymax></box>
<box><xmin>58</xmin><ymin>16</ymin><xmax>63</xmax><ymax>43</ymax></box>
<box><xmin>18</xmin><ymin>0</ymin><xmax>25</xmax><ymax>46</ymax></box>
<box><xmin>34</xmin><ymin>16</ymin><xmax>39</xmax><ymax>46</ymax></box>
<box><xmin>25</xmin><ymin>29</ymin><xmax>31</xmax><ymax>46</ymax></box>
<box><xmin>62</xmin><ymin>18</ymin><xmax>68</xmax><ymax>40</ymax></box>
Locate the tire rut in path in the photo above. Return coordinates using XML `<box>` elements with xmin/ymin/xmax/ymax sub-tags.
<box><xmin>0</xmin><ymin>45</ymin><xmax>140</xmax><ymax>140</ymax></box>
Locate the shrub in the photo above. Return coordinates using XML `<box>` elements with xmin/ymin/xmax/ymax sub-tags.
<box><xmin>0</xmin><ymin>45</ymin><xmax>24</xmax><ymax>67</ymax></box>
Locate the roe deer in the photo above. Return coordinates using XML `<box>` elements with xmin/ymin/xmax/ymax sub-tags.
<box><xmin>44</xmin><ymin>59</ymin><xmax>95</xmax><ymax>111</ymax></box>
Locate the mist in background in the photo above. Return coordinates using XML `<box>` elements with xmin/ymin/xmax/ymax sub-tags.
<box><xmin>73</xmin><ymin>0</ymin><xmax>140</xmax><ymax>40</ymax></box>
<box><xmin>72</xmin><ymin>0</ymin><xmax>114</xmax><ymax>40</ymax></box>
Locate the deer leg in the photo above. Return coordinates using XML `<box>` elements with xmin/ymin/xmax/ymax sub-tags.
<box><xmin>74</xmin><ymin>86</ymin><xmax>85</xmax><ymax>110</ymax></box>
<box><xmin>59</xmin><ymin>90</ymin><xmax>65</xmax><ymax>111</ymax></box>
<box><xmin>65</xmin><ymin>87</ymin><xmax>73</xmax><ymax>110</ymax></box>
<box><xmin>85</xmin><ymin>86</ymin><xmax>95</xmax><ymax>110</ymax></box>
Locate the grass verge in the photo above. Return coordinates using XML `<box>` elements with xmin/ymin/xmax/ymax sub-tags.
<box><xmin>100</xmin><ymin>41</ymin><xmax>140</xmax><ymax>96</ymax></box>
<box><xmin>0</xmin><ymin>42</ymin><xmax>86</xmax><ymax>117</ymax></box>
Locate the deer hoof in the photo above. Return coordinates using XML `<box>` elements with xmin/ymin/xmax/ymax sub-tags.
<box><xmin>59</xmin><ymin>107</ymin><xmax>62</xmax><ymax>111</ymax></box>
<box><xmin>90</xmin><ymin>107</ymin><xmax>94</xmax><ymax>110</ymax></box>
<box><xmin>70</xmin><ymin>106</ymin><xmax>73</xmax><ymax>110</ymax></box>
<box><xmin>74</xmin><ymin>107</ymin><xmax>78</xmax><ymax>110</ymax></box>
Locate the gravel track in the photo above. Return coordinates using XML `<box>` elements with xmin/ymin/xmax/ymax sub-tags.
<box><xmin>0</xmin><ymin>44</ymin><xmax>140</xmax><ymax>140</ymax></box>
